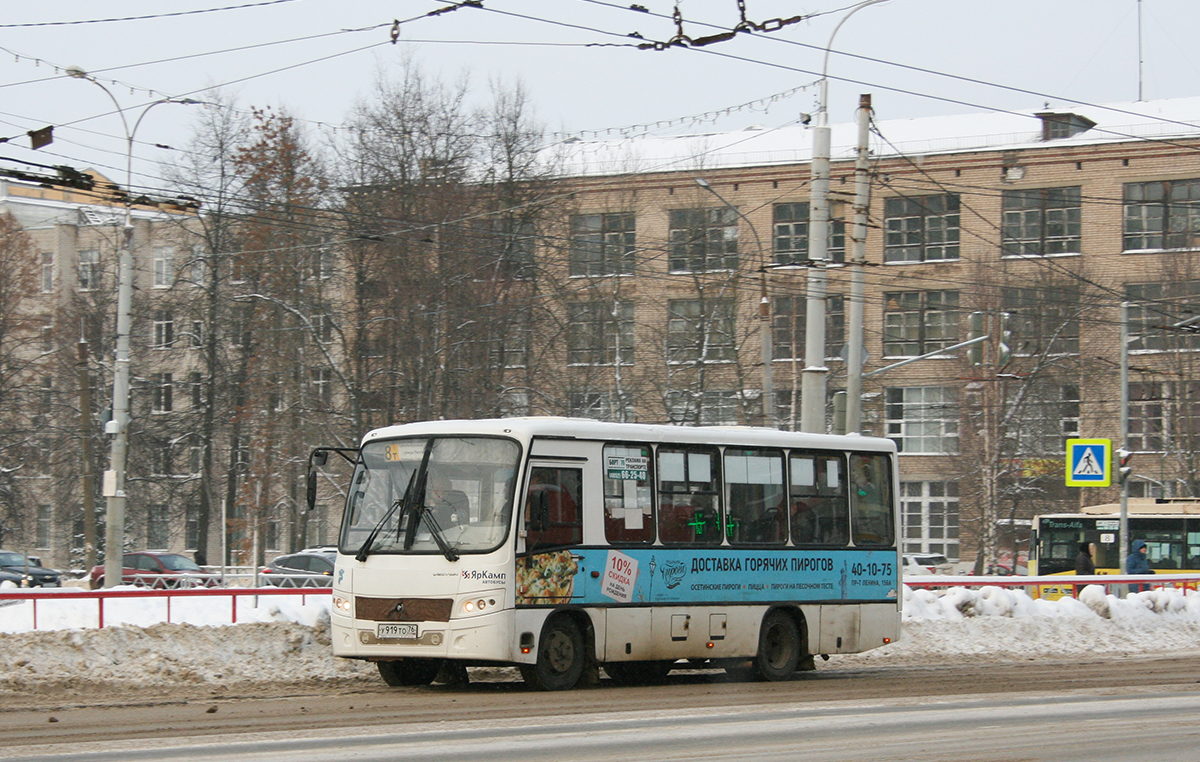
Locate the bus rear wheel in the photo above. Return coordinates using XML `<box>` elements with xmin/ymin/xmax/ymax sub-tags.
<box><xmin>604</xmin><ymin>660</ymin><xmax>673</xmax><ymax>685</ymax></box>
<box><xmin>520</xmin><ymin>617</ymin><xmax>585</xmax><ymax>691</ymax></box>
<box><xmin>754</xmin><ymin>610</ymin><xmax>801</xmax><ymax>681</ymax></box>
<box><xmin>377</xmin><ymin>658</ymin><xmax>443</xmax><ymax>686</ymax></box>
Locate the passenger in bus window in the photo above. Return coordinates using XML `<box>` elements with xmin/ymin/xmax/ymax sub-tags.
<box><xmin>1075</xmin><ymin>542</ymin><xmax>1095</xmax><ymax>575</ymax></box>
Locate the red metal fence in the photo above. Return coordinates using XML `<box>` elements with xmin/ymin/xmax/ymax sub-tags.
<box><xmin>0</xmin><ymin>586</ymin><xmax>328</xmax><ymax>630</ymax></box>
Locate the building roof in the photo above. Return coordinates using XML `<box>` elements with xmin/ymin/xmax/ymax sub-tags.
<box><xmin>553</xmin><ymin>96</ymin><xmax>1200</xmax><ymax>178</ymax></box>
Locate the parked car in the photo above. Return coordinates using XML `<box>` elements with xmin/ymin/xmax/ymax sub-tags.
<box><xmin>0</xmin><ymin>550</ymin><xmax>62</xmax><ymax>587</ymax></box>
<box><xmin>89</xmin><ymin>552</ymin><xmax>220</xmax><ymax>589</ymax></box>
<box><xmin>260</xmin><ymin>550</ymin><xmax>336</xmax><ymax>588</ymax></box>
<box><xmin>902</xmin><ymin>553</ymin><xmax>953</xmax><ymax>576</ymax></box>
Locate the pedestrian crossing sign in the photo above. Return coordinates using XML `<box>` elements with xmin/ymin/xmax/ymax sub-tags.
<box><xmin>1065</xmin><ymin>438</ymin><xmax>1111</xmax><ymax>487</ymax></box>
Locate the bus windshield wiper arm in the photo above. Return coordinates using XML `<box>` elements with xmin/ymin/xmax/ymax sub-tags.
<box><xmin>415</xmin><ymin>507</ymin><xmax>460</xmax><ymax>563</ymax></box>
<box><xmin>355</xmin><ymin>469</ymin><xmax>417</xmax><ymax>562</ymax></box>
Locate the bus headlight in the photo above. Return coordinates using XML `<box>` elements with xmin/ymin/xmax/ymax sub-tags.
<box><xmin>333</xmin><ymin>595</ymin><xmax>353</xmax><ymax>614</ymax></box>
<box><xmin>459</xmin><ymin>595</ymin><xmax>499</xmax><ymax>616</ymax></box>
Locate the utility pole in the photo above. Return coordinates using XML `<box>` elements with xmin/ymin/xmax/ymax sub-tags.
<box><xmin>77</xmin><ymin>337</ymin><xmax>97</xmax><ymax>569</ymax></box>
<box><xmin>845</xmin><ymin>94</ymin><xmax>872</xmax><ymax>434</ymax></box>
<box><xmin>1119</xmin><ymin>302</ymin><xmax>1130</xmax><ymax>576</ymax></box>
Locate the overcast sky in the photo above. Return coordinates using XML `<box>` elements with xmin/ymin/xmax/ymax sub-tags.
<box><xmin>2</xmin><ymin>0</ymin><xmax>1199</xmax><ymax>194</ymax></box>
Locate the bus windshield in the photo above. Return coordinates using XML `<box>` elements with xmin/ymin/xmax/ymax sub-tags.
<box><xmin>339</xmin><ymin>436</ymin><xmax>520</xmax><ymax>557</ymax></box>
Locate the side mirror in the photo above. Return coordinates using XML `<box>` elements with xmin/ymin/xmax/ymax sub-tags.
<box><xmin>312</xmin><ymin>451</ymin><xmax>329</xmax><ymax>467</ymax></box>
<box><xmin>306</xmin><ymin>470</ymin><xmax>318</xmax><ymax>512</ymax></box>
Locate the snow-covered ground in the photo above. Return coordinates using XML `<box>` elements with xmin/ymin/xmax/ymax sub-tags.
<box><xmin>3</xmin><ymin>584</ymin><xmax>1200</xmax><ymax>693</ymax></box>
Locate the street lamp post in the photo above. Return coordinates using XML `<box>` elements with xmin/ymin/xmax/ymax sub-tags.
<box><xmin>67</xmin><ymin>67</ymin><xmax>198</xmax><ymax>588</ymax></box>
<box><xmin>694</xmin><ymin>178</ymin><xmax>773</xmax><ymax>427</ymax></box>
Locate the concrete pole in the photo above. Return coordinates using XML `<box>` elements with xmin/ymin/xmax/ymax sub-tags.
<box><xmin>1120</xmin><ymin>302</ymin><xmax>1130</xmax><ymax>576</ymax></box>
<box><xmin>800</xmin><ymin>93</ymin><xmax>831</xmax><ymax>433</ymax></box>
<box><xmin>845</xmin><ymin>94</ymin><xmax>872</xmax><ymax>434</ymax></box>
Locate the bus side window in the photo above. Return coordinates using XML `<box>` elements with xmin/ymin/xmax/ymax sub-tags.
<box><xmin>603</xmin><ymin>443</ymin><xmax>655</xmax><ymax>544</ymax></box>
<box><xmin>724</xmin><ymin>448</ymin><xmax>785</xmax><ymax>545</ymax></box>
<box><xmin>657</xmin><ymin>447</ymin><xmax>722</xmax><ymax>546</ymax></box>
<box><xmin>790</xmin><ymin>452</ymin><xmax>848</xmax><ymax>546</ymax></box>
<box><xmin>525</xmin><ymin>467</ymin><xmax>582</xmax><ymax>550</ymax></box>
<box><xmin>850</xmin><ymin>453</ymin><xmax>894</xmax><ymax>547</ymax></box>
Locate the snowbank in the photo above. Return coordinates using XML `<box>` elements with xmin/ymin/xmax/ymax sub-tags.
<box><xmin>5</xmin><ymin>584</ymin><xmax>1200</xmax><ymax>693</ymax></box>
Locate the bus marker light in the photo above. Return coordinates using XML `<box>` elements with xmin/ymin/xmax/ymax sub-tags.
<box><xmin>883</xmin><ymin>637</ymin><xmax>892</xmax><ymax>644</ymax></box>
<box><xmin>521</xmin><ymin>646</ymin><xmax>531</xmax><ymax>654</ymax></box>
<box><xmin>706</xmin><ymin>642</ymin><xmax>715</xmax><ymax>649</ymax></box>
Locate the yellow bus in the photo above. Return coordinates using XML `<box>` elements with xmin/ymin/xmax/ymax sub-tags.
<box><xmin>1029</xmin><ymin>498</ymin><xmax>1200</xmax><ymax>597</ymax></box>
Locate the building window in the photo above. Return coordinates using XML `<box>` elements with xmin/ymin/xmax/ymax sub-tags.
<box><xmin>189</xmin><ymin>372</ymin><xmax>204</xmax><ymax>408</ymax></box>
<box><xmin>78</xmin><ymin>249</ymin><xmax>99</xmax><ymax>291</ymax></box>
<box><xmin>1001</xmin><ymin>187</ymin><xmax>1081</xmax><ymax>256</ymax></box>
<box><xmin>1128</xmin><ymin>382</ymin><xmax>1200</xmax><ymax>453</ymax></box>
<box><xmin>1124</xmin><ymin>179</ymin><xmax>1200</xmax><ymax>251</ymax></box>
<box><xmin>1127</xmin><ymin>281</ymin><xmax>1200</xmax><ymax>351</ymax></box>
<box><xmin>40</xmin><ymin>252</ymin><xmax>53</xmax><ymax>293</ymax></box>
<box><xmin>36</xmin><ymin>505</ymin><xmax>51</xmax><ymax>548</ymax></box>
<box><xmin>147</xmin><ymin>504</ymin><xmax>170</xmax><ymax>550</ymax></box>
<box><xmin>567</xmin><ymin>301</ymin><xmax>635</xmax><ymax>365</ymax></box>
<box><xmin>153</xmin><ymin>246</ymin><xmax>175</xmax><ymax>287</ymax></box>
<box><xmin>265</xmin><ymin>521</ymin><xmax>280</xmax><ymax>552</ymax></box>
<box><xmin>314</xmin><ymin>245</ymin><xmax>335</xmax><ymax>280</ymax></box>
<box><xmin>40</xmin><ymin>318</ymin><xmax>53</xmax><ymax>352</ymax></box>
<box><xmin>667</xmin><ymin>298</ymin><xmax>737</xmax><ymax>363</ymax></box>
<box><xmin>476</xmin><ymin>216</ymin><xmax>536</xmax><ymax>279</ymax></box>
<box><xmin>884</xmin><ymin>195</ymin><xmax>960</xmax><ymax>263</ymax></box>
<box><xmin>772</xmin><ymin>294</ymin><xmax>844</xmax><ymax>361</ymax></box>
<box><xmin>312</xmin><ymin>313</ymin><xmax>333</xmax><ymax>344</ymax></box>
<box><xmin>886</xmin><ymin>386</ymin><xmax>959</xmax><ymax>454</ymax></box>
<box><xmin>667</xmin><ymin>389</ymin><xmax>742</xmax><ymax>425</ymax></box>
<box><xmin>901</xmin><ymin>481</ymin><xmax>959</xmax><ymax>558</ymax></box>
<box><xmin>310</xmin><ymin>367</ymin><xmax>331</xmax><ymax>408</ymax></box>
<box><xmin>668</xmin><ymin>208</ymin><xmax>739</xmax><ymax>273</ymax></box>
<box><xmin>489</xmin><ymin>322</ymin><xmax>529</xmax><ymax>369</ymax></box>
<box><xmin>568</xmin><ymin>391</ymin><xmax>634</xmax><ymax>422</ymax></box>
<box><xmin>1002</xmin><ymin>286</ymin><xmax>1080</xmax><ymax>355</ymax></box>
<box><xmin>883</xmin><ymin>290</ymin><xmax>959</xmax><ymax>357</ymax></box>
<box><xmin>152</xmin><ymin>373</ymin><xmax>173</xmax><ymax>413</ymax></box>
<box><xmin>1007</xmin><ymin>384</ymin><xmax>1080</xmax><ymax>456</ymax></box>
<box><xmin>152</xmin><ymin>311</ymin><xmax>175</xmax><ymax>349</ymax></box>
<box><xmin>773</xmin><ymin>202</ymin><xmax>845</xmax><ymax>265</ymax></box>
<box><xmin>569</xmin><ymin>213</ymin><xmax>635</xmax><ymax>276</ymax></box>
<box><xmin>185</xmin><ymin>504</ymin><xmax>200</xmax><ymax>550</ymax></box>
<box><xmin>189</xmin><ymin>321</ymin><xmax>204</xmax><ymax>348</ymax></box>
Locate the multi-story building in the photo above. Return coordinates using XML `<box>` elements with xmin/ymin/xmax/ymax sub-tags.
<box><xmin>540</xmin><ymin>96</ymin><xmax>1200</xmax><ymax>569</ymax></box>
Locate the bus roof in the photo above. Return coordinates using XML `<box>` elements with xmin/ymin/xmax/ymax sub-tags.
<box><xmin>361</xmin><ymin>416</ymin><xmax>897</xmax><ymax>453</ymax></box>
<box><xmin>1076</xmin><ymin>498</ymin><xmax>1200</xmax><ymax>515</ymax></box>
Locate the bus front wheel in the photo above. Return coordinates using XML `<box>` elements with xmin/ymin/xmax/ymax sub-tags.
<box><xmin>377</xmin><ymin>658</ymin><xmax>443</xmax><ymax>687</ymax></box>
<box><xmin>520</xmin><ymin>616</ymin><xmax>585</xmax><ymax>691</ymax></box>
<box><xmin>754</xmin><ymin>610</ymin><xmax>801</xmax><ymax>681</ymax></box>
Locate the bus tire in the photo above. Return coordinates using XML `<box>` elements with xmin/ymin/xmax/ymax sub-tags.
<box><xmin>754</xmin><ymin>610</ymin><xmax>801</xmax><ymax>681</ymax></box>
<box><xmin>377</xmin><ymin>658</ymin><xmax>443</xmax><ymax>687</ymax></box>
<box><xmin>604</xmin><ymin>660</ymin><xmax>673</xmax><ymax>685</ymax></box>
<box><xmin>520</xmin><ymin>616</ymin><xmax>585</xmax><ymax>691</ymax></box>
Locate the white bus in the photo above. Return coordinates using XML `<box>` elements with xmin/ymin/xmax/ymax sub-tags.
<box><xmin>309</xmin><ymin>417</ymin><xmax>901</xmax><ymax>690</ymax></box>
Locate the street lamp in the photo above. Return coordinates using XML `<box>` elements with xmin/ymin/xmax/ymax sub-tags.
<box><xmin>67</xmin><ymin>66</ymin><xmax>199</xmax><ymax>588</ymax></box>
<box><xmin>803</xmin><ymin>0</ymin><xmax>892</xmax><ymax>434</ymax></box>
<box><xmin>694</xmin><ymin>178</ymin><xmax>773</xmax><ymax>427</ymax></box>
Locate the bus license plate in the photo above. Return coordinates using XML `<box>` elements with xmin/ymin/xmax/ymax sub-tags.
<box><xmin>378</xmin><ymin>623</ymin><xmax>417</xmax><ymax>639</ymax></box>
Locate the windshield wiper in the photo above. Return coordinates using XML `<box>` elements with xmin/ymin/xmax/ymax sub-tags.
<box><xmin>355</xmin><ymin>469</ymin><xmax>417</xmax><ymax>562</ymax></box>
<box><xmin>413</xmin><ymin>506</ymin><xmax>460</xmax><ymax>563</ymax></box>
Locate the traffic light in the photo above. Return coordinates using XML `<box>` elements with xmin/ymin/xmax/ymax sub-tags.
<box><xmin>997</xmin><ymin>312</ymin><xmax>1012</xmax><ymax>367</ymax></box>
<box><xmin>1116</xmin><ymin>448</ymin><xmax>1133</xmax><ymax>485</ymax></box>
<box><xmin>967</xmin><ymin>312</ymin><xmax>984</xmax><ymax>366</ymax></box>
